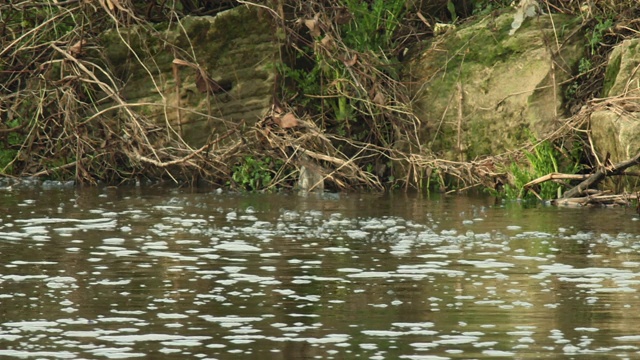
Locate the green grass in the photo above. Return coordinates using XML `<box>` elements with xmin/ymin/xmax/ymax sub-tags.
<box><xmin>502</xmin><ymin>139</ymin><xmax>583</xmax><ymax>200</ymax></box>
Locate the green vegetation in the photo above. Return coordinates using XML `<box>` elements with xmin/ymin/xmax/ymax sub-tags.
<box><xmin>341</xmin><ymin>0</ymin><xmax>405</xmax><ymax>52</ymax></box>
<box><xmin>231</xmin><ymin>156</ymin><xmax>284</xmax><ymax>192</ymax></box>
<box><xmin>472</xmin><ymin>0</ymin><xmax>513</xmax><ymax>16</ymax></box>
<box><xmin>446</xmin><ymin>1</ymin><xmax>459</xmax><ymax>23</ymax></box>
<box><xmin>0</xmin><ymin>0</ymin><xmax>637</xmax><ymax>195</ymax></box>
<box><xmin>565</xmin><ymin>9</ymin><xmax>619</xmax><ymax>108</ymax></box>
<box><xmin>279</xmin><ymin>0</ymin><xmax>406</xmax><ymax>144</ymax></box>
<box><xmin>588</xmin><ymin>16</ymin><xmax>614</xmax><ymax>56</ymax></box>
<box><xmin>273</xmin><ymin>0</ymin><xmax>417</xmax><ymax>190</ymax></box>
<box><xmin>0</xmin><ymin>149</ymin><xmax>18</xmax><ymax>174</ymax></box>
<box><xmin>503</xmin><ymin>139</ymin><xmax>583</xmax><ymax>200</ymax></box>
<box><xmin>0</xmin><ymin>119</ymin><xmax>24</xmax><ymax>173</ymax></box>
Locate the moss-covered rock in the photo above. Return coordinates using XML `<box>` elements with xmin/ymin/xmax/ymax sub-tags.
<box><xmin>404</xmin><ymin>10</ymin><xmax>585</xmax><ymax>161</ymax></box>
<box><xmin>590</xmin><ymin>38</ymin><xmax>640</xmax><ymax>191</ymax></box>
<box><xmin>99</xmin><ymin>6</ymin><xmax>279</xmax><ymax>147</ymax></box>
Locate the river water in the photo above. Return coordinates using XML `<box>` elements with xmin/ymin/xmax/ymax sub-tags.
<box><xmin>0</xmin><ymin>183</ymin><xmax>639</xmax><ymax>359</ymax></box>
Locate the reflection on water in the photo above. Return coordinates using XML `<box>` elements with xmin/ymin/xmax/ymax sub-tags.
<box><xmin>0</xmin><ymin>185</ymin><xmax>639</xmax><ymax>359</ymax></box>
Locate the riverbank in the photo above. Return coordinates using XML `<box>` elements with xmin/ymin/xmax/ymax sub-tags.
<box><xmin>0</xmin><ymin>0</ymin><xmax>638</xmax><ymax>200</ymax></box>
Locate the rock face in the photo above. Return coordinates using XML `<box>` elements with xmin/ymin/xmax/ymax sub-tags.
<box><xmin>590</xmin><ymin>38</ymin><xmax>640</xmax><ymax>166</ymax></box>
<box><xmin>100</xmin><ymin>6</ymin><xmax>279</xmax><ymax>147</ymax></box>
<box><xmin>405</xmin><ymin>11</ymin><xmax>585</xmax><ymax>160</ymax></box>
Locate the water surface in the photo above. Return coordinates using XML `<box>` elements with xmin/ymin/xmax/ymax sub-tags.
<box><xmin>0</xmin><ymin>185</ymin><xmax>639</xmax><ymax>359</ymax></box>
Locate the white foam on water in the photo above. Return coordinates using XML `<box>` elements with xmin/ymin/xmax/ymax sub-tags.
<box><xmin>409</xmin><ymin>342</ymin><xmax>438</xmax><ymax>348</ymax></box>
<box><xmin>3</xmin><ymin>320</ymin><xmax>59</xmax><ymax>329</ymax></box>
<box><xmin>96</xmin><ymin>317</ymin><xmax>141</xmax><ymax>323</ymax></box>
<box><xmin>346</xmin><ymin>271</ymin><xmax>394</xmax><ymax>279</ymax></box>
<box><xmin>214</xmin><ymin>242</ymin><xmax>261</xmax><ymax>252</ymax></box>
<box><xmin>157</xmin><ymin>313</ymin><xmax>188</xmax><ymax>319</ymax></box>
<box><xmin>199</xmin><ymin>315</ymin><xmax>263</xmax><ymax>324</ymax></box>
<box><xmin>21</xmin><ymin>226</ymin><xmax>48</xmax><ymax>235</ymax></box>
<box><xmin>362</xmin><ymin>330</ymin><xmax>406</xmax><ymax>337</ymax></box>
<box><xmin>345</xmin><ymin>230</ymin><xmax>368</xmax><ymax>239</ymax></box>
<box><xmin>146</xmin><ymin>251</ymin><xmax>198</xmax><ymax>261</ymax></box>
<box><xmin>273</xmin><ymin>289</ymin><xmax>295</xmax><ymax>296</ymax></box>
<box><xmin>483</xmin><ymin>350</ymin><xmax>515</xmax><ymax>357</ymax></box>
<box><xmin>0</xmin><ymin>350</ymin><xmax>77</xmax><ymax>359</ymax></box>
<box><xmin>161</xmin><ymin>339</ymin><xmax>207</xmax><ymax>346</ymax></box>
<box><xmin>153</xmin><ymin>206</ymin><xmax>184</xmax><ymax>211</ymax></box>
<box><xmin>359</xmin><ymin>219</ymin><xmax>387</xmax><ymax>230</ymax></box>
<box><xmin>52</xmin><ymin>227</ymin><xmax>78</xmax><ymax>235</ymax></box>
<box><xmin>92</xmin><ymin>279</ymin><xmax>131</xmax><ymax>286</ymax></box>
<box><xmin>159</xmin><ymin>348</ymin><xmax>181</xmax><ymax>354</ymax></box>
<box><xmin>393</xmin><ymin>322</ymin><xmax>435</xmax><ymax>328</ymax></box>
<box><xmin>593</xmin><ymin>287</ymin><xmax>636</xmax><ymax>293</ymax></box>
<box><xmin>229</xmin><ymin>273</ymin><xmax>280</xmax><ymax>285</ymax></box>
<box><xmin>45</xmin><ymin>276</ymin><xmax>78</xmax><ymax>289</ymax></box>
<box><xmin>75</xmin><ymin>219</ymin><xmax>118</xmax><ymax>230</ymax></box>
<box><xmin>435</xmin><ymin>335</ymin><xmax>479</xmax><ymax>345</ymax></box>
<box><xmin>0</xmin><ymin>335</ymin><xmax>22</xmax><ymax>341</ymax></box>
<box><xmin>306</xmin><ymin>333</ymin><xmax>350</xmax><ymax>344</ymax></box>
<box><xmin>64</xmin><ymin>330</ymin><xmax>110</xmax><ymax>338</ymax></box>
<box><xmin>458</xmin><ymin>259</ymin><xmax>514</xmax><ymax>268</ymax></box>
<box><xmin>0</xmin><ymin>231</ymin><xmax>27</xmax><ymax>240</ymax></box>
<box><xmin>12</xmin><ymin>260</ymin><xmax>57</xmax><ymax>265</ymax></box>
<box><xmin>259</xmin><ymin>252</ymin><xmax>281</xmax><ymax>257</ymax></box>
<box><xmin>323</xmin><ymin>247</ymin><xmax>351</xmax><ymax>252</ymax></box>
<box><xmin>473</xmin><ymin>341</ymin><xmax>498</xmax><ymax>347</ymax></box>
<box><xmin>103</xmin><ymin>238</ymin><xmax>125</xmax><ymax>245</ymax></box>
<box><xmin>286</xmin><ymin>313</ymin><xmax>320</xmax><ymax>318</ymax></box>
<box><xmin>98</xmin><ymin>334</ymin><xmax>211</xmax><ymax>343</ymax></box>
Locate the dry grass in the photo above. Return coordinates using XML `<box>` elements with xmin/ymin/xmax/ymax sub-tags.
<box><xmin>0</xmin><ymin>0</ymin><xmax>638</xmax><ymax>193</ymax></box>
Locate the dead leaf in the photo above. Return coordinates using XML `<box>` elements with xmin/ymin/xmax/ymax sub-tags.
<box><xmin>272</xmin><ymin>103</ymin><xmax>284</xmax><ymax>115</ymax></box>
<box><xmin>343</xmin><ymin>54</ymin><xmax>358</xmax><ymax>67</ymax></box>
<box><xmin>279</xmin><ymin>113</ymin><xmax>299</xmax><ymax>128</ymax></box>
<box><xmin>172</xmin><ymin>58</ymin><xmax>193</xmax><ymax>67</ymax></box>
<box><xmin>195</xmin><ymin>70</ymin><xmax>223</xmax><ymax>94</ymax></box>
<box><xmin>304</xmin><ymin>13</ymin><xmax>321</xmax><ymax>37</ymax></box>
<box><xmin>68</xmin><ymin>40</ymin><xmax>86</xmax><ymax>57</ymax></box>
<box><xmin>321</xmin><ymin>35</ymin><xmax>335</xmax><ymax>51</ymax></box>
<box><xmin>372</xmin><ymin>91</ymin><xmax>386</xmax><ymax>106</ymax></box>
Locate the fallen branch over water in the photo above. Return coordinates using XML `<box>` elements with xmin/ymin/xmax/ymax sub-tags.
<box><xmin>523</xmin><ymin>172</ymin><xmax>590</xmax><ymax>200</ymax></box>
<box><xmin>552</xmin><ymin>192</ymin><xmax>631</xmax><ymax>207</ymax></box>
<box><xmin>562</xmin><ymin>151</ymin><xmax>640</xmax><ymax>198</ymax></box>
<box><xmin>522</xmin><ymin>151</ymin><xmax>640</xmax><ymax>206</ymax></box>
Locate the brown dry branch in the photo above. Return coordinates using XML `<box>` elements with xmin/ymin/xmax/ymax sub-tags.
<box><xmin>1</xmin><ymin>0</ymin><xmax>638</xmax><ymax>193</ymax></box>
<box><xmin>562</xmin><ymin>151</ymin><xmax>640</xmax><ymax>199</ymax></box>
<box><xmin>0</xmin><ymin>1</ymin><xmax>248</xmax><ymax>186</ymax></box>
<box><xmin>126</xmin><ymin>125</ymin><xmax>240</xmax><ymax>171</ymax></box>
<box><xmin>179</xmin><ymin>0</ymin><xmax>633</xmax><ymax>192</ymax></box>
<box><xmin>525</xmin><ymin>173</ymin><xmax>591</xmax><ymax>187</ymax></box>
<box><xmin>553</xmin><ymin>192</ymin><xmax>632</xmax><ymax>207</ymax></box>
<box><xmin>256</xmin><ymin>108</ymin><xmax>384</xmax><ymax>191</ymax></box>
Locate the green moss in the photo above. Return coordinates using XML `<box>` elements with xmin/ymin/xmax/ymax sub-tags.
<box><xmin>0</xmin><ymin>149</ymin><xmax>18</xmax><ymax>173</ymax></box>
<box><xmin>182</xmin><ymin>17</ymin><xmax>212</xmax><ymax>43</ymax></box>
<box><xmin>100</xmin><ymin>30</ymin><xmax>129</xmax><ymax>65</ymax></box>
<box><xmin>174</xmin><ymin>7</ymin><xmax>274</xmax><ymax>73</ymax></box>
<box><xmin>467</xmin><ymin>121</ymin><xmax>492</xmax><ymax>156</ymax></box>
<box><xmin>602</xmin><ymin>51</ymin><xmax>621</xmax><ymax>97</ymax></box>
